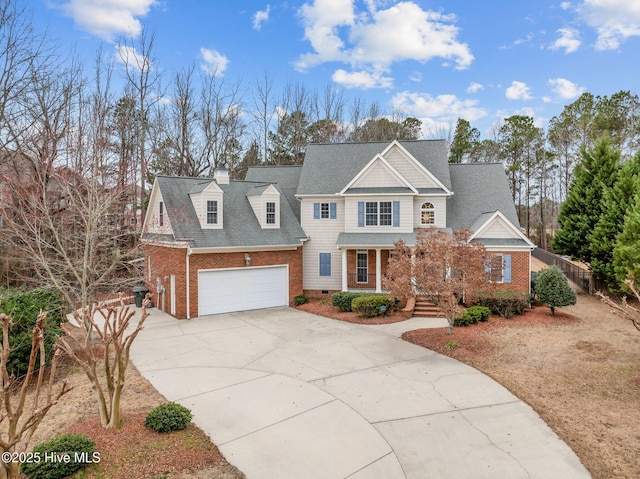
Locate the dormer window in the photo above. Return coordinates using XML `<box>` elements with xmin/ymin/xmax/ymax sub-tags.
<box><xmin>207</xmin><ymin>200</ymin><xmax>218</xmax><ymax>224</ymax></box>
<box><xmin>266</xmin><ymin>201</ymin><xmax>276</xmax><ymax>224</ymax></box>
<box><xmin>421</xmin><ymin>202</ymin><xmax>435</xmax><ymax>225</ymax></box>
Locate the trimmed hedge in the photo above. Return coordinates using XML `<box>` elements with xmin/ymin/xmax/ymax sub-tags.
<box><xmin>454</xmin><ymin>305</ymin><xmax>491</xmax><ymax>327</ymax></box>
<box><xmin>22</xmin><ymin>434</ymin><xmax>95</xmax><ymax>479</ymax></box>
<box><xmin>351</xmin><ymin>295</ymin><xmax>394</xmax><ymax>318</ymax></box>
<box><xmin>331</xmin><ymin>292</ymin><xmax>368</xmax><ymax>312</ymax></box>
<box><xmin>475</xmin><ymin>291</ymin><xmax>529</xmax><ymax>319</ymax></box>
<box><xmin>0</xmin><ymin>288</ymin><xmax>66</xmax><ymax>376</ymax></box>
<box><xmin>145</xmin><ymin>402</ymin><xmax>193</xmax><ymax>433</ymax></box>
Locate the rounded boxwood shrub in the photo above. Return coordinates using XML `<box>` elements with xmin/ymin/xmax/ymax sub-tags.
<box><xmin>293</xmin><ymin>294</ymin><xmax>309</xmax><ymax>306</ymax></box>
<box><xmin>21</xmin><ymin>433</ymin><xmax>95</xmax><ymax>479</ymax></box>
<box><xmin>454</xmin><ymin>305</ymin><xmax>491</xmax><ymax>326</ymax></box>
<box><xmin>351</xmin><ymin>295</ymin><xmax>393</xmax><ymax>318</ymax></box>
<box><xmin>145</xmin><ymin>402</ymin><xmax>193</xmax><ymax>433</ymax></box>
<box><xmin>535</xmin><ymin>265</ymin><xmax>577</xmax><ymax>314</ymax></box>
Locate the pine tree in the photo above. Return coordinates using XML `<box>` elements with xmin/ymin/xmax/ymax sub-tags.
<box><xmin>590</xmin><ymin>153</ymin><xmax>640</xmax><ymax>289</ymax></box>
<box><xmin>613</xmin><ymin>192</ymin><xmax>640</xmax><ymax>290</ymax></box>
<box><xmin>552</xmin><ymin>139</ymin><xmax>620</xmax><ymax>261</ymax></box>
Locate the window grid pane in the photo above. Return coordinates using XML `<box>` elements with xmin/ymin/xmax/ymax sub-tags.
<box><xmin>207</xmin><ymin>200</ymin><xmax>218</xmax><ymax>224</ymax></box>
<box><xmin>320</xmin><ymin>203</ymin><xmax>329</xmax><ymax>219</ymax></box>
<box><xmin>365</xmin><ymin>202</ymin><xmax>378</xmax><ymax>226</ymax></box>
<box><xmin>421</xmin><ymin>202</ymin><xmax>435</xmax><ymax>225</ymax></box>
<box><xmin>356</xmin><ymin>252</ymin><xmax>368</xmax><ymax>283</ymax></box>
<box><xmin>266</xmin><ymin>202</ymin><xmax>276</xmax><ymax>224</ymax></box>
<box><xmin>379</xmin><ymin>201</ymin><xmax>392</xmax><ymax>226</ymax></box>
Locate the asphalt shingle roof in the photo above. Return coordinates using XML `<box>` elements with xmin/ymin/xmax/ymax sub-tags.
<box><xmin>245</xmin><ymin>166</ymin><xmax>302</xmax><ymax>220</ymax></box>
<box><xmin>150</xmin><ymin>176</ymin><xmax>306</xmax><ymax>249</ymax></box>
<box><xmin>297</xmin><ymin>140</ymin><xmax>451</xmax><ymax>195</ymax></box>
<box><xmin>447</xmin><ymin>163</ymin><xmax>521</xmax><ymax>231</ymax></box>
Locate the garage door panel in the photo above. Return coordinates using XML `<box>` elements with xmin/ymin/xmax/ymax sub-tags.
<box><xmin>198</xmin><ymin>266</ymin><xmax>288</xmax><ymax>316</ymax></box>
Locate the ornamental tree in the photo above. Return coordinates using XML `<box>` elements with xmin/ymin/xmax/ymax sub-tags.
<box><xmin>384</xmin><ymin>228</ymin><xmax>493</xmax><ymax>334</ymax></box>
<box><xmin>535</xmin><ymin>266</ymin><xmax>577</xmax><ymax>315</ymax></box>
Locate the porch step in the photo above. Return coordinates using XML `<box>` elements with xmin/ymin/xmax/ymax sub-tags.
<box><xmin>412</xmin><ymin>297</ymin><xmax>445</xmax><ymax>318</ymax></box>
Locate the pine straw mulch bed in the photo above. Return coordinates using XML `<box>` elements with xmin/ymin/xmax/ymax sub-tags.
<box><xmin>296</xmin><ymin>299</ymin><xmax>412</xmax><ymax>324</ymax></box>
<box><xmin>22</xmin><ymin>324</ymin><xmax>246</xmax><ymax>479</ymax></box>
<box><xmin>300</xmin><ymin>296</ymin><xmax>640</xmax><ymax>479</ymax></box>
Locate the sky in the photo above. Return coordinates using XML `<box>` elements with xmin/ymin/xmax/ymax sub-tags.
<box><xmin>30</xmin><ymin>0</ymin><xmax>640</xmax><ymax>138</ymax></box>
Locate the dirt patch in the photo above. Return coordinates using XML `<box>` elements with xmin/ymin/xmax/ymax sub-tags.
<box><xmin>402</xmin><ymin>296</ymin><xmax>640</xmax><ymax>479</ymax></box>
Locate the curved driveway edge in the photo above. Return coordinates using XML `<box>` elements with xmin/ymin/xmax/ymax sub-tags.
<box><xmin>130</xmin><ymin>307</ymin><xmax>591</xmax><ymax>479</ymax></box>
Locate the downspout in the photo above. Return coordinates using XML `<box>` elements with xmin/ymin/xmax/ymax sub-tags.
<box><xmin>186</xmin><ymin>247</ymin><xmax>192</xmax><ymax>319</ymax></box>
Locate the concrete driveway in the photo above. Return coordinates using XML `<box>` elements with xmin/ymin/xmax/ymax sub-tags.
<box><xmin>130</xmin><ymin>307</ymin><xmax>590</xmax><ymax>479</ymax></box>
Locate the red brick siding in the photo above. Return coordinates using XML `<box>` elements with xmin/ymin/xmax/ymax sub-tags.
<box><xmin>144</xmin><ymin>245</ymin><xmax>303</xmax><ymax>319</ymax></box>
<box><xmin>491</xmin><ymin>251</ymin><xmax>530</xmax><ymax>293</ymax></box>
<box><xmin>345</xmin><ymin>249</ymin><xmax>390</xmax><ymax>289</ymax></box>
<box><xmin>143</xmin><ymin>244</ymin><xmax>188</xmax><ymax>319</ymax></box>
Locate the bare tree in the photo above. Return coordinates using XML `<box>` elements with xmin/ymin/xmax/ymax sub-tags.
<box><xmin>57</xmin><ymin>296</ymin><xmax>151</xmax><ymax>429</ymax></box>
<box><xmin>0</xmin><ymin>312</ymin><xmax>71</xmax><ymax>479</ymax></box>
<box><xmin>252</xmin><ymin>70</ymin><xmax>274</xmax><ymax>163</ymax></box>
<box><xmin>118</xmin><ymin>29</ymin><xmax>162</xmax><ymax>221</ymax></box>
<box><xmin>597</xmin><ymin>279</ymin><xmax>640</xmax><ymax>332</ymax></box>
<box><xmin>384</xmin><ymin>228</ymin><xmax>493</xmax><ymax>334</ymax></box>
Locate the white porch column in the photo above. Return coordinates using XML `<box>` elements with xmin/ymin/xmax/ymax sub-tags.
<box><xmin>341</xmin><ymin>249</ymin><xmax>348</xmax><ymax>291</ymax></box>
<box><xmin>375</xmin><ymin>248</ymin><xmax>382</xmax><ymax>292</ymax></box>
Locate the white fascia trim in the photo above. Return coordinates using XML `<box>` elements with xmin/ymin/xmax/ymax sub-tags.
<box><xmin>140</xmin><ymin>238</ymin><xmax>190</xmax><ymax>249</ymax></box>
<box><xmin>339</xmin><ymin>192</ymin><xmax>416</xmax><ymax>196</ymax></box>
<box><xmin>188</xmin><ymin>244</ymin><xmax>301</xmax><ymax>254</ymax></box>
<box><xmin>482</xmin><ymin>245</ymin><xmax>535</xmax><ymax>252</ymax></box>
<box><xmin>469</xmin><ymin>210</ymin><xmax>536</xmax><ymax>247</ymax></box>
<box><xmin>381</xmin><ymin>140</ymin><xmax>453</xmax><ymax>195</ymax></box>
<box><xmin>339</xmin><ymin>154</ymin><xmax>418</xmax><ymax>195</ymax></box>
<box><xmin>140</xmin><ymin>178</ymin><xmax>159</xmax><ymax>236</ymax></box>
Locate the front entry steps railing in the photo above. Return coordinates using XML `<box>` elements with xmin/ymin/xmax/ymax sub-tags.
<box><xmin>412</xmin><ymin>297</ymin><xmax>444</xmax><ymax>318</ymax></box>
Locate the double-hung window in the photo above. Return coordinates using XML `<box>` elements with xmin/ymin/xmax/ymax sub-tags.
<box><xmin>486</xmin><ymin>254</ymin><xmax>512</xmax><ymax>283</ymax></box>
<box><xmin>313</xmin><ymin>202</ymin><xmax>337</xmax><ymax>219</ymax></box>
<box><xmin>356</xmin><ymin>251</ymin><xmax>368</xmax><ymax>283</ymax></box>
<box><xmin>359</xmin><ymin>201</ymin><xmax>399</xmax><ymax>227</ymax></box>
<box><xmin>206</xmin><ymin>200</ymin><xmax>218</xmax><ymax>224</ymax></box>
<box><xmin>266</xmin><ymin>201</ymin><xmax>276</xmax><ymax>224</ymax></box>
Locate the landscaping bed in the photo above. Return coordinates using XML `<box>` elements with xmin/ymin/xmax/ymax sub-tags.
<box><xmin>296</xmin><ymin>298</ymin><xmax>411</xmax><ymax>324</ymax></box>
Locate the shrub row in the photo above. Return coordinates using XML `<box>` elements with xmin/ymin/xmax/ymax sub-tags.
<box><xmin>351</xmin><ymin>295</ymin><xmax>394</xmax><ymax>318</ymax></box>
<box><xmin>454</xmin><ymin>306</ymin><xmax>491</xmax><ymax>327</ymax></box>
<box><xmin>331</xmin><ymin>292</ymin><xmax>369</xmax><ymax>312</ymax></box>
<box><xmin>474</xmin><ymin>291</ymin><xmax>530</xmax><ymax>319</ymax></box>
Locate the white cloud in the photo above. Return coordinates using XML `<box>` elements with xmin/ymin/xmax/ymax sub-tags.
<box><xmin>561</xmin><ymin>2</ymin><xmax>573</xmax><ymax>10</ymax></box>
<box><xmin>548</xmin><ymin>77</ymin><xmax>585</xmax><ymax>99</ymax></box>
<box><xmin>296</xmin><ymin>1</ymin><xmax>473</xmax><ymax>88</ymax></box>
<box><xmin>409</xmin><ymin>71</ymin><xmax>422</xmax><ymax>82</ymax></box>
<box><xmin>550</xmin><ymin>27</ymin><xmax>582</xmax><ymax>53</ymax></box>
<box><xmin>253</xmin><ymin>5</ymin><xmax>271</xmax><ymax>30</ymax></box>
<box><xmin>115</xmin><ymin>45</ymin><xmax>151</xmax><ymax>72</ymax></box>
<box><xmin>505</xmin><ymin>81</ymin><xmax>533</xmax><ymax>101</ymax></box>
<box><xmin>578</xmin><ymin>0</ymin><xmax>640</xmax><ymax>50</ymax></box>
<box><xmin>200</xmin><ymin>48</ymin><xmax>230</xmax><ymax>77</ymax></box>
<box><xmin>332</xmin><ymin>68</ymin><xmax>393</xmax><ymax>89</ymax></box>
<box><xmin>391</xmin><ymin>91</ymin><xmax>487</xmax><ymax>122</ymax></box>
<box><xmin>56</xmin><ymin>0</ymin><xmax>157</xmax><ymax>41</ymax></box>
<box><xmin>467</xmin><ymin>82</ymin><xmax>483</xmax><ymax>93</ymax></box>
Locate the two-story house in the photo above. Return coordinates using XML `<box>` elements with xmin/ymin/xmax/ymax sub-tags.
<box><xmin>141</xmin><ymin>140</ymin><xmax>534</xmax><ymax>319</ymax></box>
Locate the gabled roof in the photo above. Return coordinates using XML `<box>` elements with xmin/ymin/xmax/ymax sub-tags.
<box><xmin>339</xmin><ymin>153</ymin><xmax>418</xmax><ymax>194</ymax></box>
<box><xmin>447</xmin><ymin>162</ymin><xmax>521</xmax><ymax>231</ymax></box>
<box><xmin>144</xmin><ymin>176</ymin><xmax>306</xmax><ymax>249</ymax></box>
<box><xmin>297</xmin><ymin>140</ymin><xmax>451</xmax><ymax>195</ymax></box>
<box><xmin>245</xmin><ymin>165</ymin><xmax>302</xmax><ymax>220</ymax></box>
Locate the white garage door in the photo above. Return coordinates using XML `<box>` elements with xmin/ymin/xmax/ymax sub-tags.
<box><xmin>198</xmin><ymin>266</ymin><xmax>288</xmax><ymax>316</ymax></box>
